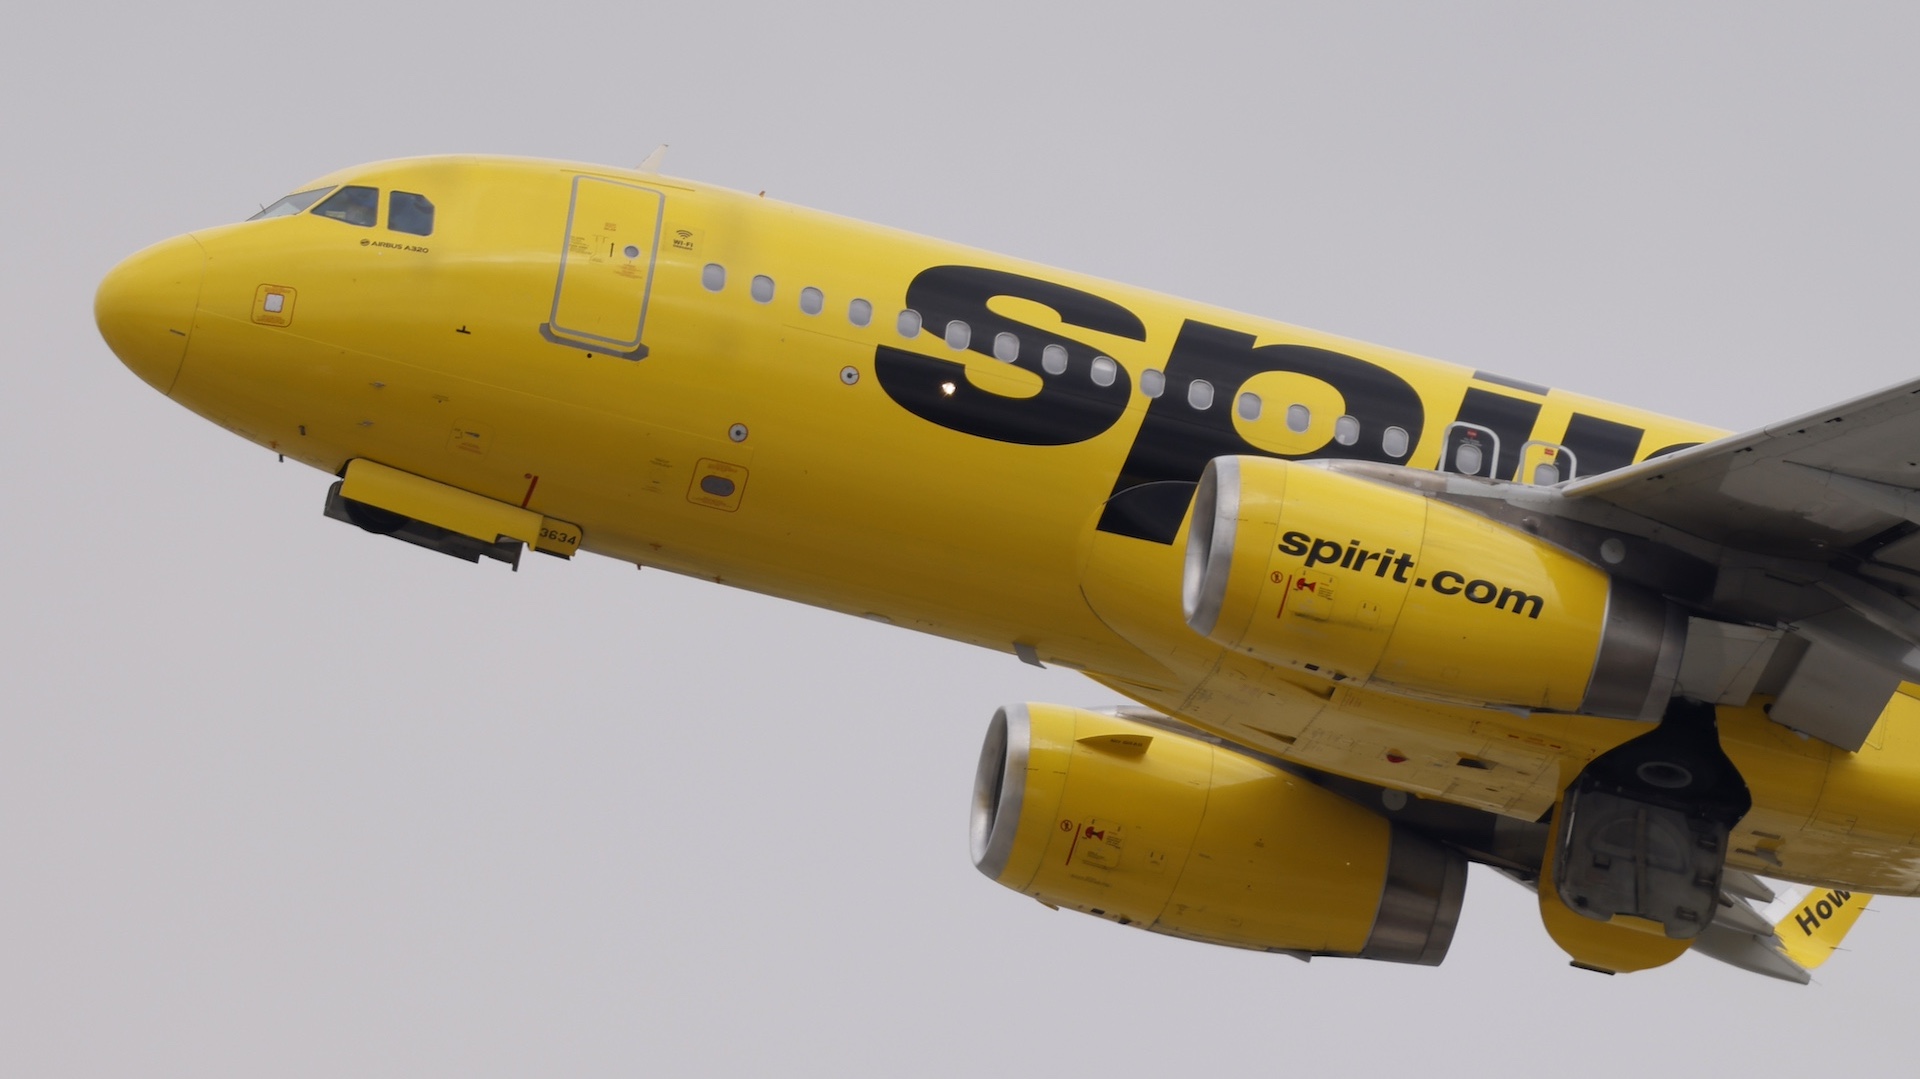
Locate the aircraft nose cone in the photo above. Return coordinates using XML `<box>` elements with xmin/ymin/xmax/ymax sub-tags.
<box><xmin>95</xmin><ymin>234</ymin><xmax>207</xmax><ymax>396</ymax></box>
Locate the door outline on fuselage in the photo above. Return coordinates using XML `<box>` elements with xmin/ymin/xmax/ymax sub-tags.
<box><xmin>539</xmin><ymin>175</ymin><xmax>665</xmax><ymax>360</ymax></box>
<box><xmin>1517</xmin><ymin>439</ymin><xmax>1579</xmax><ymax>485</ymax></box>
<box><xmin>1440</xmin><ymin>421</ymin><xmax>1501</xmax><ymax>478</ymax></box>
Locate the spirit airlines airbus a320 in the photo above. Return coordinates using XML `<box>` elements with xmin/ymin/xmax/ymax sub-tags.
<box><xmin>100</xmin><ymin>154</ymin><xmax>1918</xmax><ymax>983</ymax></box>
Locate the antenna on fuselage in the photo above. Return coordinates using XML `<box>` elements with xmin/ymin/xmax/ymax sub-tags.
<box><xmin>637</xmin><ymin>144</ymin><xmax>669</xmax><ymax>173</ymax></box>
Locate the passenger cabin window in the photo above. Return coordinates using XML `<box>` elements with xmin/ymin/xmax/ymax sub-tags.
<box><xmin>311</xmin><ymin>185</ymin><xmax>379</xmax><ymax>227</ymax></box>
<box><xmin>389</xmin><ymin>191</ymin><xmax>434</xmax><ymax>236</ymax></box>
<box><xmin>1440</xmin><ymin>423</ymin><xmax>1499</xmax><ymax>478</ymax></box>
<box><xmin>249</xmin><ymin>187</ymin><xmax>333</xmax><ymax>220</ymax></box>
<box><xmin>848</xmin><ymin>298</ymin><xmax>873</xmax><ymax>327</ymax></box>
<box><xmin>1519</xmin><ymin>441</ymin><xmax>1577</xmax><ymax>485</ymax></box>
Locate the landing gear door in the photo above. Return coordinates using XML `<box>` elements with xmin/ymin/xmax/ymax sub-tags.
<box><xmin>540</xmin><ymin>175</ymin><xmax>664</xmax><ymax>360</ymax></box>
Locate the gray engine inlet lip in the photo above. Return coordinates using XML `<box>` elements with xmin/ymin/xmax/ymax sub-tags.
<box><xmin>970</xmin><ymin>704</ymin><xmax>1031</xmax><ymax>881</ymax></box>
<box><xmin>1183</xmin><ymin>456</ymin><xmax>1242</xmax><ymax>637</ymax></box>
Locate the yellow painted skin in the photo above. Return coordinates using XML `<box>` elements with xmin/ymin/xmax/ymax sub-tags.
<box><xmin>996</xmin><ymin>704</ymin><xmax>1395</xmax><ymax>954</ymax></box>
<box><xmin>1776</xmin><ymin>886</ymin><xmax>1868</xmax><ymax>970</ymax></box>
<box><xmin>1195</xmin><ymin>458</ymin><xmax>1612</xmax><ymax>712</ymax></box>
<box><xmin>94</xmin><ymin>154</ymin><xmax>1920</xmax><ymax>905</ymax></box>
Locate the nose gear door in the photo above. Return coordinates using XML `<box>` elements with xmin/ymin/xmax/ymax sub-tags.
<box><xmin>540</xmin><ymin>175</ymin><xmax>664</xmax><ymax>360</ymax></box>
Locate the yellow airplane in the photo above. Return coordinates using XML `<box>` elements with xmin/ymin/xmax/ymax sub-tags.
<box><xmin>97</xmin><ymin>154</ymin><xmax>1920</xmax><ymax>982</ymax></box>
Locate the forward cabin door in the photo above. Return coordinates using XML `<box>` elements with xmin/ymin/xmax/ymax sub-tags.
<box><xmin>541</xmin><ymin>175</ymin><xmax>664</xmax><ymax>359</ymax></box>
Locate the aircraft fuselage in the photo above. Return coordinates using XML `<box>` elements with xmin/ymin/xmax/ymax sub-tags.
<box><xmin>95</xmin><ymin>155</ymin><xmax>1920</xmax><ymax>897</ymax></box>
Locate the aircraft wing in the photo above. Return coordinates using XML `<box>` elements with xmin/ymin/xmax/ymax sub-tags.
<box><xmin>1683</xmin><ymin>871</ymin><xmax>1871</xmax><ymax>984</ymax></box>
<box><xmin>1554</xmin><ymin>376</ymin><xmax>1920</xmax><ymax>749</ymax></box>
<box><xmin>1562</xmin><ymin>376</ymin><xmax>1920</xmax><ymax>562</ymax></box>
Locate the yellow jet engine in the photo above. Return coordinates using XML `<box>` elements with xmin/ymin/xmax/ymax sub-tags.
<box><xmin>1182</xmin><ymin>456</ymin><xmax>1683</xmax><ymax>719</ymax></box>
<box><xmin>971</xmin><ymin>703</ymin><xmax>1466</xmax><ymax>963</ymax></box>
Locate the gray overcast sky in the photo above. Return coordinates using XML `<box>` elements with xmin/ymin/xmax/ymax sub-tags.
<box><xmin>6</xmin><ymin>2</ymin><xmax>1919</xmax><ymax>1075</ymax></box>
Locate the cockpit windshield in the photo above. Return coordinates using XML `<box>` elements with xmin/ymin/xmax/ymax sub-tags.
<box><xmin>248</xmin><ymin>187</ymin><xmax>334</xmax><ymax>221</ymax></box>
<box><xmin>310</xmin><ymin>185</ymin><xmax>379</xmax><ymax>227</ymax></box>
<box><xmin>246</xmin><ymin>182</ymin><xmax>436</xmax><ymax>237</ymax></box>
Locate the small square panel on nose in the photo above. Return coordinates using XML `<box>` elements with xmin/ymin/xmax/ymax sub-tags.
<box><xmin>252</xmin><ymin>284</ymin><xmax>296</xmax><ymax>326</ymax></box>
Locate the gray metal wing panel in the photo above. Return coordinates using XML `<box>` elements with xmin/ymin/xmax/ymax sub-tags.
<box><xmin>1561</xmin><ymin>376</ymin><xmax>1920</xmax><ymax>558</ymax></box>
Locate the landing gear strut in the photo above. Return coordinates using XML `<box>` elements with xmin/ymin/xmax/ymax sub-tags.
<box><xmin>1553</xmin><ymin>698</ymin><xmax>1752</xmax><ymax>938</ymax></box>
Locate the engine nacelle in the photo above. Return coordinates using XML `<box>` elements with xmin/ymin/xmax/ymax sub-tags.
<box><xmin>1182</xmin><ymin>456</ymin><xmax>1682</xmax><ymax>718</ymax></box>
<box><xmin>971</xmin><ymin>703</ymin><xmax>1466</xmax><ymax>964</ymax></box>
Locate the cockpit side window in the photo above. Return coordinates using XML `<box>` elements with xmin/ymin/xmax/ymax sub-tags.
<box><xmin>388</xmin><ymin>191</ymin><xmax>434</xmax><ymax>237</ymax></box>
<box><xmin>311</xmin><ymin>185</ymin><xmax>379</xmax><ymax>227</ymax></box>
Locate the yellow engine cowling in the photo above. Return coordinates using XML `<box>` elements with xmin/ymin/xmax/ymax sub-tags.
<box><xmin>971</xmin><ymin>703</ymin><xmax>1466</xmax><ymax>964</ymax></box>
<box><xmin>1182</xmin><ymin>456</ymin><xmax>1683</xmax><ymax>719</ymax></box>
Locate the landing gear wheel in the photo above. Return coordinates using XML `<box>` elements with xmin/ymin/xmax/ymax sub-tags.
<box><xmin>1553</xmin><ymin>698</ymin><xmax>1752</xmax><ymax>939</ymax></box>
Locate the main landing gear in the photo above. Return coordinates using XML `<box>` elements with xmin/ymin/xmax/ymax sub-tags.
<box><xmin>1553</xmin><ymin>698</ymin><xmax>1752</xmax><ymax>940</ymax></box>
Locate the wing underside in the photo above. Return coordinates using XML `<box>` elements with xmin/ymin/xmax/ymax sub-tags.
<box><xmin>1552</xmin><ymin>376</ymin><xmax>1920</xmax><ymax>749</ymax></box>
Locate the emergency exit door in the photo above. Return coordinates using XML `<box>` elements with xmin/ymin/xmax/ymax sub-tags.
<box><xmin>540</xmin><ymin>175</ymin><xmax>664</xmax><ymax>360</ymax></box>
